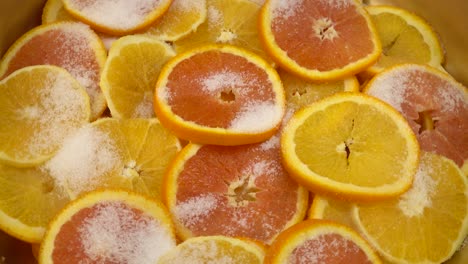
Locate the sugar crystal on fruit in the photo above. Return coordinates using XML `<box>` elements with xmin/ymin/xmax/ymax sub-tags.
<box><xmin>367</xmin><ymin>69</ymin><xmax>408</xmax><ymax>112</ymax></box>
<box><xmin>259</xmin><ymin>134</ymin><xmax>280</xmax><ymax>151</ymax></box>
<box><xmin>79</xmin><ymin>202</ymin><xmax>175</xmax><ymax>264</ymax></box>
<box><xmin>174</xmin><ymin>194</ymin><xmax>218</xmax><ymax>226</ymax></box>
<box><xmin>208</xmin><ymin>6</ymin><xmax>222</xmax><ymax>26</ymax></box>
<box><xmin>230</xmin><ymin>101</ymin><xmax>282</xmax><ymax>132</ymax></box>
<box><xmin>43</xmin><ymin>126</ymin><xmax>122</xmax><ymax>197</ymax></box>
<box><xmin>201</xmin><ymin>70</ymin><xmax>251</xmax><ymax>95</ymax></box>
<box><xmin>71</xmin><ymin>0</ymin><xmax>162</xmax><ymax>30</ymax></box>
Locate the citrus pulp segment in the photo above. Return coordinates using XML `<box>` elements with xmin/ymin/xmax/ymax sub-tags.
<box><xmin>0</xmin><ymin>22</ymin><xmax>107</xmax><ymax>120</ymax></box>
<box><xmin>173</xmin><ymin>0</ymin><xmax>269</xmax><ymax>60</ymax></box>
<box><xmin>264</xmin><ymin>219</ymin><xmax>382</xmax><ymax>264</ymax></box>
<box><xmin>39</xmin><ymin>190</ymin><xmax>176</xmax><ymax>264</ymax></box>
<box><xmin>279</xmin><ymin>69</ymin><xmax>359</xmax><ymax>111</ymax></box>
<box><xmin>364</xmin><ymin>64</ymin><xmax>468</xmax><ymax>166</ymax></box>
<box><xmin>281</xmin><ymin>92</ymin><xmax>420</xmax><ymax>201</ymax></box>
<box><xmin>42</xmin><ymin>0</ymin><xmax>75</xmax><ymax>24</ymax></box>
<box><xmin>353</xmin><ymin>152</ymin><xmax>468</xmax><ymax>264</ymax></box>
<box><xmin>144</xmin><ymin>0</ymin><xmax>207</xmax><ymax>42</ymax></box>
<box><xmin>365</xmin><ymin>5</ymin><xmax>444</xmax><ymax>75</ymax></box>
<box><xmin>62</xmin><ymin>0</ymin><xmax>173</xmax><ymax>35</ymax></box>
<box><xmin>41</xmin><ymin>118</ymin><xmax>181</xmax><ymax>199</ymax></box>
<box><xmin>154</xmin><ymin>44</ymin><xmax>285</xmax><ymax>145</ymax></box>
<box><xmin>308</xmin><ymin>195</ymin><xmax>356</xmax><ymax>230</ymax></box>
<box><xmin>0</xmin><ymin>164</ymin><xmax>71</xmax><ymax>243</ymax></box>
<box><xmin>163</xmin><ymin>141</ymin><xmax>308</xmax><ymax>244</ymax></box>
<box><xmin>158</xmin><ymin>236</ymin><xmax>266</xmax><ymax>263</ymax></box>
<box><xmin>100</xmin><ymin>35</ymin><xmax>176</xmax><ymax>118</ymax></box>
<box><xmin>0</xmin><ymin>65</ymin><xmax>90</xmax><ymax>167</ymax></box>
<box><xmin>259</xmin><ymin>0</ymin><xmax>382</xmax><ymax>81</ymax></box>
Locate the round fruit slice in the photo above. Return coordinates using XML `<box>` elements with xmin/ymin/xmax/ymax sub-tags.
<box><xmin>308</xmin><ymin>195</ymin><xmax>356</xmax><ymax>230</ymax></box>
<box><xmin>42</xmin><ymin>0</ymin><xmax>75</xmax><ymax>23</ymax></box>
<box><xmin>39</xmin><ymin>190</ymin><xmax>176</xmax><ymax>264</ymax></box>
<box><xmin>353</xmin><ymin>151</ymin><xmax>468</xmax><ymax>264</ymax></box>
<box><xmin>364</xmin><ymin>64</ymin><xmax>468</xmax><ymax>167</ymax></box>
<box><xmin>62</xmin><ymin>0</ymin><xmax>172</xmax><ymax>35</ymax></box>
<box><xmin>264</xmin><ymin>219</ymin><xmax>382</xmax><ymax>264</ymax></box>
<box><xmin>280</xmin><ymin>69</ymin><xmax>359</xmax><ymax>110</ymax></box>
<box><xmin>281</xmin><ymin>92</ymin><xmax>420</xmax><ymax>201</ymax></box>
<box><xmin>145</xmin><ymin>0</ymin><xmax>207</xmax><ymax>42</ymax></box>
<box><xmin>173</xmin><ymin>0</ymin><xmax>269</xmax><ymax>60</ymax></box>
<box><xmin>0</xmin><ymin>65</ymin><xmax>90</xmax><ymax>167</ymax></box>
<box><xmin>154</xmin><ymin>44</ymin><xmax>285</xmax><ymax>145</ymax></box>
<box><xmin>364</xmin><ymin>5</ymin><xmax>444</xmax><ymax>75</ymax></box>
<box><xmin>0</xmin><ymin>22</ymin><xmax>107</xmax><ymax>120</ymax></box>
<box><xmin>101</xmin><ymin>35</ymin><xmax>176</xmax><ymax>118</ymax></box>
<box><xmin>158</xmin><ymin>236</ymin><xmax>266</xmax><ymax>263</ymax></box>
<box><xmin>0</xmin><ymin>164</ymin><xmax>71</xmax><ymax>243</ymax></box>
<box><xmin>42</xmin><ymin>118</ymin><xmax>181</xmax><ymax>199</ymax></box>
<box><xmin>259</xmin><ymin>0</ymin><xmax>381</xmax><ymax>81</ymax></box>
<box><xmin>163</xmin><ymin>140</ymin><xmax>308</xmax><ymax>244</ymax></box>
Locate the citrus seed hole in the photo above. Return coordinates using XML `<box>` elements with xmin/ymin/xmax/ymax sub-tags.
<box><xmin>220</xmin><ymin>90</ymin><xmax>236</xmax><ymax>102</ymax></box>
<box><xmin>217</xmin><ymin>29</ymin><xmax>237</xmax><ymax>43</ymax></box>
<box><xmin>414</xmin><ymin>110</ymin><xmax>437</xmax><ymax>134</ymax></box>
<box><xmin>227</xmin><ymin>176</ymin><xmax>260</xmax><ymax>207</ymax></box>
<box><xmin>313</xmin><ymin>18</ymin><xmax>338</xmax><ymax>41</ymax></box>
<box><xmin>41</xmin><ymin>177</ymin><xmax>55</xmax><ymax>194</ymax></box>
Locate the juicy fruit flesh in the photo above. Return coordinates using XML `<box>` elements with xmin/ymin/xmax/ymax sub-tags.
<box><xmin>294</xmin><ymin>101</ymin><xmax>408</xmax><ymax>187</ymax></box>
<box><xmin>288</xmin><ymin>233</ymin><xmax>372</xmax><ymax>264</ymax></box>
<box><xmin>173</xmin><ymin>143</ymin><xmax>304</xmax><ymax>243</ymax></box>
<box><xmin>270</xmin><ymin>0</ymin><xmax>375</xmax><ymax>71</ymax></box>
<box><xmin>163</xmin><ymin>51</ymin><xmax>276</xmax><ymax>128</ymax></box>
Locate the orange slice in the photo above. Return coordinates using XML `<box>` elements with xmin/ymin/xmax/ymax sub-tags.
<box><xmin>158</xmin><ymin>236</ymin><xmax>266</xmax><ymax>263</ymax></box>
<box><xmin>154</xmin><ymin>44</ymin><xmax>285</xmax><ymax>146</ymax></box>
<box><xmin>364</xmin><ymin>64</ymin><xmax>468</xmax><ymax>167</ymax></box>
<box><xmin>281</xmin><ymin>92</ymin><xmax>420</xmax><ymax>201</ymax></box>
<box><xmin>280</xmin><ymin>69</ymin><xmax>359</xmax><ymax>110</ymax></box>
<box><xmin>100</xmin><ymin>35</ymin><xmax>176</xmax><ymax>118</ymax></box>
<box><xmin>264</xmin><ymin>219</ymin><xmax>382</xmax><ymax>263</ymax></box>
<box><xmin>308</xmin><ymin>195</ymin><xmax>356</xmax><ymax>230</ymax></box>
<box><xmin>259</xmin><ymin>0</ymin><xmax>382</xmax><ymax>81</ymax></box>
<box><xmin>144</xmin><ymin>0</ymin><xmax>207</xmax><ymax>42</ymax></box>
<box><xmin>62</xmin><ymin>0</ymin><xmax>173</xmax><ymax>35</ymax></box>
<box><xmin>0</xmin><ymin>65</ymin><xmax>90</xmax><ymax>167</ymax></box>
<box><xmin>365</xmin><ymin>5</ymin><xmax>445</xmax><ymax>75</ymax></box>
<box><xmin>163</xmin><ymin>141</ymin><xmax>308</xmax><ymax>244</ymax></box>
<box><xmin>353</xmin><ymin>152</ymin><xmax>468</xmax><ymax>263</ymax></box>
<box><xmin>173</xmin><ymin>0</ymin><xmax>269</xmax><ymax>60</ymax></box>
<box><xmin>39</xmin><ymin>190</ymin><xmax>176</xmax><ymax>264</ymax></box>
<box><xmin>0</xmin><ymin>22</ymin><xmax>107</xmax><ymax>120</ymax></box>
<box><xmin>42</xmin><ymin>0</ymin><xmax>75</xmax><ymax>23</ymax></box>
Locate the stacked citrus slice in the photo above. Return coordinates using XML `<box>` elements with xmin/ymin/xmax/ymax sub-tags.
<box><xmin>39</xmin><ymin>190</ymin><xmax>176</xmax><ymax>264</ymax></box>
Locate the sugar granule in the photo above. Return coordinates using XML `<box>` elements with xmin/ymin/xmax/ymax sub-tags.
<box><xmin>174</xmin><ymin>194</ymin><xmax>218</xmax><ymax>227</ymax></box>
<box><xmin>229</xmin><ymin>101</ymin><xmax>282</xmax><ymax>132</ymax></box>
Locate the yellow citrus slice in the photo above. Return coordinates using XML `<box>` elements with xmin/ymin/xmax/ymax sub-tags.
<box><xmin>0</xmin><ymin>164</ymin><xmax>71</xmax><ymax>243</ymax></box>
<box><xmin>279</xmin><ymin>69</ymin><xmax>359</xmax><ymax>111</ymax></box>
<box><xmin>173</xmin><ymin>0</ymin><xmax>269</xmax><ymax>60</ymax></box>
<box><xmin>259</xmin><ymin>0</ymin><xmax>381</xmax><ymax>81</ymax></box>
<box><xmin>144</xmin><ymin>0</ymin><xmax>207</xmax><ymax>42</ymax></box>
<box><xmin>264</xmin><ymin>219</ymin><xmax>382</xmax><ymax>263</ymax></box>
<box><xmin>154</xmin><ymin>44</ymin><xmax>285</xmax><ymax>145</ymax></box>
<box><xmin>62</xmin><ymin>0</ymin><xmax>173</xmax><ymax>35</ymax></box>
<box><xmin>42</xmin><ymin>0</ymin><xmax>75</xmax><ymax>23</ymax></box>
<box><xmin>364</xmin><ymin>5</ymin><xmax>444</xmax><ymax>75</ymax></box>
<box><xmin>353</xmin><ymin>151</ymin><xmax>468</xmax><ymax>263</ymax></box>
<box><xmin>158</xmin><ymin>236</ymin><xmax>266</xmax><ymax>263</ymax></box>
<box><xmin>42</xmin><ymin>118</ymin><xmax>181</xmax><ymax>199</ymax></box>
<box><xmin>281</xmin><ymin>92</ymin><xmax>420</xmax><ymax>201</ymax></box>
<box><xmin>0</xmin><ymin>22</ymin><xmax>107</xmax><ymax>120</ymax></box>
<box><xmin>163</xmin><ymin>141</ymin><xmax>308</xmax><ymax>244</ymax></box>
<box><xmin>0</xmin><ymin>65</ymin><xmax>90</xmax><ymax>167</ymax></box>
<box><xmin>39</xmin><ymin>190</ymin><xmax>176</xmax><ymax>264</ymax></box>
<box><xmin>364</xmin><ymin>64</ymin><xmax>468</xmax><ymax>167</ymax></box>
<box><xmin>101</xmin><ymin>35</ymin><xmax>176</xmax><ymax>118</ymax></box>
<box><xmin>308</xmin><ymin>195</ymin><xmax>356</xmax><ymax>230</ymax></box>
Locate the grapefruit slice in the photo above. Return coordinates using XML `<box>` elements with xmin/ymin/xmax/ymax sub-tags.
<box><xmin>281</xmin><ymin>92</ymin><xmax>420</xmax><ymax>201</ymax></box>
<box><xmin>163</xmin><ymin>140</ymin><xmax>308</xmax><ymax>244</ymax></box>
<box><xmin>364</xmin><ymin>64</ymin><xmax>468</xmax><ymax>166</ymax></box>
<box><xmin>39</xmin><ymin>190</ymin><xmax>176</xmax><ymax>264</ymax></box>
<box><xmin>0</xmin><ymin>65</ymin><xmax>90</xmax><ymax>167</ymax></box>
<box><xmin>259</xmin><ymin>0</ymin><xmax>381</xmax><ymax>81</ymax></box>
<box><xmin>158</xmin><ymin>236</ymin><xmax>266</xmax><ymax>263</ymax></box>
<box><xmin>62</xmin><ymin>0</ymin><xmax>173</xmax><ymax>35</ymax></box>
<box><xmin>154</xmin><ymin>44</ymin><xmax>285</xmax><ymax>146</ymax></box>
<box><xmin>0</xmin><ymin>22</ymin><xmax>107</xmax><ymax>120</ymax></box>
<box><xmin>264</xmin><ymin>219</ymin><xmax>382</xmax><ymax>264</ymax></box>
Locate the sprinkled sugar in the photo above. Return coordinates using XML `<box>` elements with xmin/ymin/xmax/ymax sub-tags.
<box><xmin>229</xmin><ymin>101</ymin><xmax>283</xmax><ymax>132</ymax></box>
<box><xmin>79</xmin><ymin>202</ymin><xmax>175</xmax><ymax>264</ymax></box>
<box><xmin>42</xmin><ymin>125</ymin><xmax>122</xmax><ymax>197</ymax></box>
<box><xmin>202</xmin><ymin>70</ymin><xmax>250</xmax><ymax>94</ymax></box>
<box><xmin>174</xmin><ymin>194</ymin><xmax>219</xmax><ymax>227</ymax></box>
<box><xmin>70</xmin><ymin>0</ymin><xmax>162</xmax><ymax>30</ymax></box>
<box><xmin>207</xmin><ymin>6</ymin><xmax>223</xmax><ymax>26</ymax></box>
<box><xmin>272</xmin><ymin>0</ymin><xmax>302</xmax><ymax>19</ymax></box>
<box><xmin>366</xmin><ymin>68</ymin><xmax>408</xmax><ymax>113</ymax></box>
